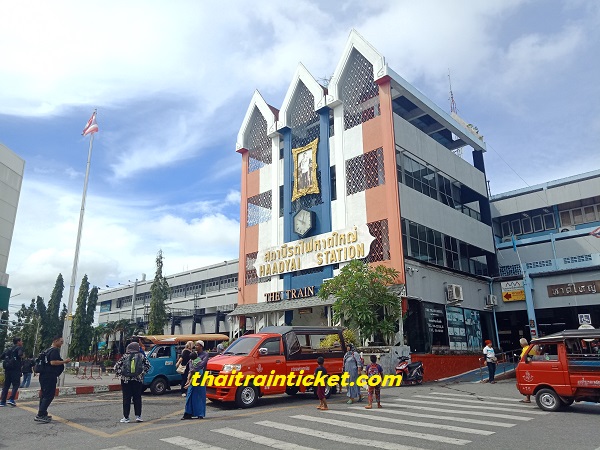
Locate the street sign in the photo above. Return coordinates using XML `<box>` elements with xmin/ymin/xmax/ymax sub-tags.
<box><xmin>591</xmin><ymin>227</ymin><xmax>600</xmax><ymax>238</ymax></box>
<box><xmin>579</xmin><ymin>314</ymin><xmax>592</xmax><ymax>325</ymax></box>
<box><xmin>501</xmin><ymin>280</ymin><xmax>525</xmax><ymax>302</ymax></box>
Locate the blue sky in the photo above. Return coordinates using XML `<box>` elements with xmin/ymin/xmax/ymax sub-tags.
<box><xmin>1</xmin><ymin>0</ymin><xmax>599</xmax><ymax>311</ymax></box>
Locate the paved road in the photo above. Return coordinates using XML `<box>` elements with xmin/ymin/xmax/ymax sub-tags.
<box><xmin>1</xmin><ymin>379</ymin><xmax>599</xmax><ymax>450</ymax></box>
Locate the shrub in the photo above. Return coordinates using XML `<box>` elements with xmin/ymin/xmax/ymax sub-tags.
<box><xmin>320</xmin><ymin>329</ymin><xmax>359</xmax><ymax>348</ymax></box>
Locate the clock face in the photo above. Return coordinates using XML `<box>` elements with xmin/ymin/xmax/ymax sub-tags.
<box><xmin>294</xmin><ymin>209</ymin><xmax>313</xmax><ymax>237</ymax></box>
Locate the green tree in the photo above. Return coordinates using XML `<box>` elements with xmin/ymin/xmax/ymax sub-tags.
<box><xmin>69</xmin><ymin>274</ymin><xmax>90</xmax><ymax>358</ymax></box>
<box><xmin>317</xmin><ymin>260</ymin><xmax>402</xmax><ymax>345</ymax></box>
<box><xmin>86</xmin><ymin>287</ymin><xmax>98</xmax><ymax>343</ymax></box>
<box><xmin>59</xmin><ymin>303</ymin><xmax>68</xmax><ymax>337</ymax></box>
<box><xmin>148</xmin><ymin>249</ymin><xmax>170</xmax><ymax>335</ymax></box>
<box><xmin>45</xmin><ymin>273</ymin><xmax>65</xmax><ymax>346</ymax></box>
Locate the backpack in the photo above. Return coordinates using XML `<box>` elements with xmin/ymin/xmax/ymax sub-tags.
<box><xmin>34</xmin><ymin>349</ymin><xmax>51</xmax><ymax>374</ymax></box>
<box><xmin>2</xmin><ymin>346</ymin><xmax>18</xmax><ymax>371</ymax></box>
<box><xmin>121</xmin><ymin>353</ymin><xmax>144</xmax><ymax>377</ymax></box>
<box><xmin>366</xmin><ymin>363</ymin><xmax>382</xmax><ymax>378</ymax></box>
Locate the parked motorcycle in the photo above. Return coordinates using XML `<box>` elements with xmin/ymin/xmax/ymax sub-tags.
<box><xmin>395</xmin><ymin>352</ymin><xmax>424</xmax><ymax>385</ymax></box>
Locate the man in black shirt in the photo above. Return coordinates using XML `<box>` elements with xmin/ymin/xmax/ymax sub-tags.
<box><xmin>1</xmin><ymin>337</ymin><xmax>24</xmax><ymax>407</ymax></box>
<box><xmin>35</xmin><ymin>335</ymin><xmax>71</xmax><ymax>423</ymax></box>
<box><xmin>20</xmin><ymin>353</ymin><xmax>35</xmax><ymax>388</ymax></box>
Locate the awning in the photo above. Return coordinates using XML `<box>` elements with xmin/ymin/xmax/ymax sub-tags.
<box><xmin>228</xmin><ymin>296</ymin><xmax>335</xmax><ymax>316</ymax></box>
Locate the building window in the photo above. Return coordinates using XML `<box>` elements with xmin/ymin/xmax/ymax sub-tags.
<box><xmin>543</xmin><ymin>213</ymin><xmax>556</xmax><ymax>230</ymax></box>
<box><xmin>279</xmin><ymin>185</ymin><xmax>284</xmax><ymax>218</ymax></box>
<box><xmin>403</xmin><ymin>155</ymin><xmax>436</xmax><ymax>200</ymax></box>
<box><xmin>330</xmin><ymin>166</ymin><xmax>337</xmax><ymax>201</ymax></box>
<box><xmin>501</xmin><ymin>222</ymin><xmax>510</xmax><ymax>237</ymax></box>
<box><xmin>532</xmin><ymin>215</ymin><xmax>544</xmax><ymax>232</ymax></box>
<box><xmin>521</xmin><ymin>217</ymin><xmax>532</xmax><ymax>234</ymax></box>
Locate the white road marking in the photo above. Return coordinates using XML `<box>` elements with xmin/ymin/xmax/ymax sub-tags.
<box><xmin>256</xmin><ymin>420</ymin><xmax>426</xmax><ymax>450</ymax></box>
<box><xmin>386</xmin><ymin>402</ymin><xmax>535</xmax><ymax>421</ymax></box>
<box><xmin>349</xmin><ymin>406</ymin><xmax>516</xmax><ymax>427</ymax></box>
<box><xmin>431</xmin><ymin>392</ymin><xmax>526</xmax><ymax>402</ymax></box>
<box><xmin>405</xmin><ymin>397</ymin><xmax>548</xmax><ymax>415</ymax></box>
<box><xmin>160</xmin><ymin>436</ymin><xmax>226</xmax><ymax>450</ymax></box>
<box><xmin>100</xmin><ymin>447</ymin><xmax>136</xmax><ymax>450</ymax></box>
<box><xmin>324</xmin><ymin>409</ymin><xmax>494</xmax><ymax>435</ymax></box>
<box><xmin>212</xmin><ymin>427</ymin><xmax>316</xmax><ymax>450</ymax></box>
<box><xmin>291</xmin><ymin>414</ymin><xmax>471</xmax><ymax>445</ymax></box>
<box><xmin>414</xmin><ymin>394</ymin><xmax>534</xmax><ymax>408</ymax></box>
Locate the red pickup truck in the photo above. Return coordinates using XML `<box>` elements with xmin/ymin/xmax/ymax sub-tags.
<box><xmin>205</xmin><ymin>326</ymin><xmax>346</xmax><ymax>408</ymax></box>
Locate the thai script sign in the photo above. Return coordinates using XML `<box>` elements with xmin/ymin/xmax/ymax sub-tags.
<box><xmin>501</xmin><ymin>280</ymin><xmax>525</xmax><ymax>302</ymax></box>
<box><xmin>547</xmin><ymin>281</ymin><xmax>600</xmax><ymax>297</ymax></box>
<box><xmin>255</xmin><ymin>224</ymin><xmax>375</xmax><ymax>277</ymax></box>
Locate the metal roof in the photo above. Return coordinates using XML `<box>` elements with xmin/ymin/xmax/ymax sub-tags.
<box><xmin>227</xmin><ymin>296</ymin><xmax>335</xmax><ymax>316</ymax></box>
<box><xmin>531</xmin><ymin>329</ymin><xmax>599</xmax><ymax>343</ymax></box>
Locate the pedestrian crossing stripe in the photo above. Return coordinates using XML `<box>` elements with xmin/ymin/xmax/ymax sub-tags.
<box><xmin>213</xmin><ymin>427</ymin><xmax>317</xmax><ymax>450</ymax></box>
<box><xmin>160</xmin><ymin>436</ymin><xmax>225</xmax><ymax>450</ymax></box>
<box><xmin>385</xmin><ymin>402</ymin><xmax>535</xmax><ymax>421</ymax></box>
<box><xmin>349</xmin><ymin>406</ymin><xmax>516</xmax><ymax>428</ymax></box>
<box><xmin>256</xmin><ymin>420</ymin><xmax>426</xmax><ymax>450</ymax></box>
<box><xmin>291</xmin><ymin>414</ymin><xmax>471</xmax><ymax>445</ymax></box>
<box><xmin>431</xmin><ymin>392</ymin><xmax>526</xmax><ymax>402</ymax></box>
<box><xmin>404</xmin><ymin>397</ymin><xmax>548</xmax><ymax>415</ymax></box>
<box><xmin>414</xmin><ymin>394</ymin><xmax>535</xmax><ymax>408</ymax></box>
<box><xmin>327</xmin><ymin>409</ymin><xmax>494</xmax><ymax>435</ymax></box>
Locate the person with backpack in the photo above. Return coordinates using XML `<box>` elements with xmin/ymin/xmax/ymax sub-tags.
<box><xmin>114</xmin><ymin>342</ymin><xmax>150</xmax><ymax>423</ymax></box>
<box><xmin>364</xmin><ymin>355</ymin><xmax>384</xmax><ymax>409</ymax></box>
<box><xmin>35</xmin><ymin>335</ymin><xmax>71</xmax><ymax>423</ymax></box>
<box><xmin>1</xmin><ymin>337</ymin><xmax>24</xmax><ymax>407</ymax></box>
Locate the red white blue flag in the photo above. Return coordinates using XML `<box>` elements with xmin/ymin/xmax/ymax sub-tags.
<box><xmin>82</xmin><ymin>111</ymin><xmax>99</xmax><ymax>136</ymax></box>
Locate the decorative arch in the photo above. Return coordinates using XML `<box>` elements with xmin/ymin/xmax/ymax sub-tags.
<box><xmin>278</xmin><ymin>63</ymin><xmax>326</xmax><ymax>129</ymax></box>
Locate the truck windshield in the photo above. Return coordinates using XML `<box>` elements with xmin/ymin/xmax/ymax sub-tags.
<box><xmin>222</xmin><ymin>337</ymin><xmax>261</xmax><ymax>355</ymax></box>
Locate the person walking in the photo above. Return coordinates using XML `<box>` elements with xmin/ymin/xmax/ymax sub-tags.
<box><xmin>519</xmin><ymin>338</ymin><xmax>532</xmax><ymax>402</ymax></box>
<box><xmin>364</xmin><ymin>355</ymin><xmax>383</xmax><ymax>409</ymax></box>
<box><xmin>1</xmin><ymin>337</ymin><xmax>24</xmax><ymax>407</ymax></box>
<box><xmin>35</xmin><ymin>335</ymin><xmax>71</xmax><ymax>422</ymax></box>
<box><xmin>181</xmin><ymin>340</ymin><xmax>209</xmax><ymax>420</ymax></box>
<box><xmin>315</xmin><ymin>356</ymin><xmax>328</xmax><ymax>411</ymax></box>
<box><xmin>20</xmin><ymin>354</ymin><xmax>35</xmax><ymax>388</ymax></box>
<box><xmin>483</xmin><ymin>340</ymin><xmax>497</xmax><ymax>384</ymax></box>
<box><xmin>114</xmin><ymin>342</ymin><xmax>150</xmax><ymax>423</ymax></box>
<box><xmin>343</xmin><ymin>344</ymin><xmax>363</xmax><ymax>404</ymax></box>
<box><xmin>176</xmin><ymin>341</ymin><xmax>194</xmax><ymax>397</ymax></box>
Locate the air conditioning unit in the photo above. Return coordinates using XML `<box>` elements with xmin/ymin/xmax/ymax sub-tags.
<box><xmin>447</xmin><ymin>284</ymin><xmax>463</xmax><ymax>303</ymax></box>
<box><xmin>560</xmin><ymin>226</ymin><xmax>575</xmax><ymax>233</ymax></box>
<box><xmin>485</xmin><ymin>294</ymin><xmax>498</xmax><ymax>308</ymax></box>
<box><xmin>501</xmin><ymin>236</ymin><xmax>512</xmax><ymax>243</ymax></box>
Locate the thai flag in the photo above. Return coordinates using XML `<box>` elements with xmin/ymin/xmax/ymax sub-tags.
<box><xmin>82</xmin><ymin>111</ymin><xmax>99</xmax><ymax>136</ymax></box>
<box><xmin>511</xmin><ymin>234</ymin><xmax>517</xmax><ymax>252</ymax></box>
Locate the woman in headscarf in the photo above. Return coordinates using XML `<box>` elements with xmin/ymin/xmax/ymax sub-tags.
<box><xmin>176</xmin><ymin>341</ymin><xmax>194</xmax><ymax>397</ymax></box>
<box><xmin>181</xmin><ymin>340</ymin><xmax>209</xmax><ymax>420</ymax></box>
<box><xmin>343</xmin><ymin>344</ymin><xmax>363</xmax><ymax>404</ymax></box>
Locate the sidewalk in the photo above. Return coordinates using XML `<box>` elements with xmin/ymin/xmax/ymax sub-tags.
<box><xmin>15</xmin><ymin>371</ymin><xmax>123</xmax><ymax>400</ymax></box>
<box><xmin>437</xmin><ymin>361</ymin><xmax>517</xmax><ymax>383</ymax></box>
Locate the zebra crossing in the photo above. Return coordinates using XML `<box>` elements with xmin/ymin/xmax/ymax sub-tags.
<box><xmin>100</xmin><ymin>391</ymin><xmax>547</xmax><ymax>450</ymax></box>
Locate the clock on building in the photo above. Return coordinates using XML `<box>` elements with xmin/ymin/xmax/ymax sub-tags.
<box><xmin>293</xmin><ymin>209</ymin><xmax>314</xmax><ymax>237</ymax></box>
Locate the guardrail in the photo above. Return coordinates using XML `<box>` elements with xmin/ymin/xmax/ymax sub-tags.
<box><xmin>479</xmin><ymin>347</ymin><xmax>521</xmax><ymax>382</ymax></box>
<box><xmin>75</xmin><ymin>364</ymin><xmax>103</xmax><ymax>380</ymax></box>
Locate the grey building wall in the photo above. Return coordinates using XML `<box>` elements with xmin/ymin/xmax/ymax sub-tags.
<box><xmin>0</xmin><ymin>142</ymin><xmax>25</xmax><ymax>286</ymax></box>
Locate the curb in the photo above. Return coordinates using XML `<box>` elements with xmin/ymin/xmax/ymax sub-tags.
<box><xmin>15</xmin><ymin>384</ymin><xmax>122</xmax><ymax>400</ymax></box>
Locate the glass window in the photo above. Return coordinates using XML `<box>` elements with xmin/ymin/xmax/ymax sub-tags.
<box><xmin>330</xmin><ymin>166</ymin><xmax>337</xmax><ymax>201</ymax></box>
<box><xmin>559</xmin><ymin>211</ymin><xmax>571</xmax><ymax>227</ymax></box>
<box><xmin>530</xmin><ymin>343</ymin><xmax>558</xmax><ymax>361</ymax></box>
<box><xmin>543</xmin><ymin>213</ymin><xmax>556</xmax><ymax>230</ymax></box>
<box><xmin>501</xmin><ymin>222</ymin><xmax>511</xmax><ymax>237</ymax></box>
<box><xmin>584</xmin><ymin>206</ymin><xmax>596</xmax><ymax>223</ymax></box>
<box><xmin>260</xmin><ymin>338</ymin><xmax>282</xmax><ymax>355</ymax></box>
<box><xmin>532</xmin><ymin>215</ymin><xmax>544</xmax><ymax>232</ymax></box>
<box><xmin>511</xmin><ymin>219</ymin><xmax>522</xmax><ymax>235</ymax></box>
<box><xmin>521</xmin><ymin>217</ymin><xmax>532</xmax><ymax>234</ymax></box>
<box><xmin>572</xmin><ymin>208</ymin><xmax>583</xmax><ymax>225</ymax></box>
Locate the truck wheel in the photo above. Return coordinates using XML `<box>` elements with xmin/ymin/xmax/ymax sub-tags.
<box><xmin>535</xmin><ymin>388</ymin><xmax>563</xmax><ymax>412</ymax></box>
<box><xmin>236</xmin><ymin>385</ymin><xmax>258</xmax><ymax>408</ymax></box>
<box><xmin>150</xmin><ymin>378</ymin><xmax>168</xmax><ymax>395</ymax></box>
<box><xmin>286</xmin><ymin>387</ymin><xmax>299</xmax><ymax>396</ymax></box>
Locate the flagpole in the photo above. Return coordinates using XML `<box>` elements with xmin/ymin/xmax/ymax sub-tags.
<box><xmin>513</xmin><ymin>234</ymin><xmax>539</xmax><ymax>339</ymax></box>
<box><xmin>58</xmin><ymin>130</ymin><xmax>95</xmax><ymax>387</ymax></box>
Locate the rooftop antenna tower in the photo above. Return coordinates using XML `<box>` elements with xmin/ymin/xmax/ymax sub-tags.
<box><xmin>448</xmin><ymin>69</ymin><xmax>463</xmax><ymax>158</ymax></box>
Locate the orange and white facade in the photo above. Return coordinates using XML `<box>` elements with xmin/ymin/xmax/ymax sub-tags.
<box><xmin>232</xmin><ymin>31</ymin><xmax>495</xmax><ymax>351</ymax></box>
